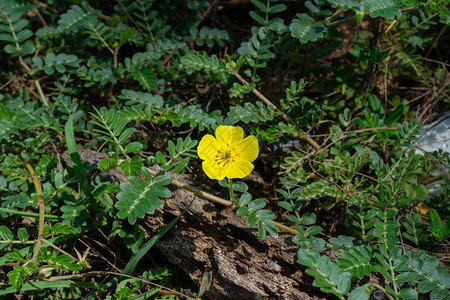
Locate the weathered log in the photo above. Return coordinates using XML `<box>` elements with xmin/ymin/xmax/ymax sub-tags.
<box><xmin>63</xmin><ymin>149</ymin><xmax>328</xmax><ymax>300</ymax></box>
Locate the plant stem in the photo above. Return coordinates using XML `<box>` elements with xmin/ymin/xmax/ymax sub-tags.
<box><xmin>18</xmin><ymin>56</ymin><xmax>49</xmax><ymax>106</ymax></box>
<box><xmin>170</xmin><ymin>177</ymin><xmax>233</xmax><ymax>207</ymax></box>
<box><xmin>229</xmin><ymin>178</ymin><xmax>234</xmax><ymax>200</ymax></box>
<box><xmin>147</xmin><ymin>167</ymin><xmax>305</xmax><ymax>236</ymax></box>
<box><xmin>271</xmin><ymin>221</ymin><xmax>299</xmax><ymax>235</ymax></box>
<box><xmin>0</xmin><ymin>207</ymin><xmax>62</xmax><ymax>221</ymax></box>
<box><xmin>34</xmin><ymin>78</ymin><xmax>49</xmax><ymax>107</ymax></box>
<box><xmin>25</xmin><ymin>162</ymin><xmax>45</xmax><ymax>260</ymax></box>
<box><xmin>425</xmin><ymin>24</ymin><xmax>447</xmax><ymax>58</ymax></box>
<box><xmin>40</xmin><ymin>238</ymin><xmax>78</xmax><ymax>261</ymax></box>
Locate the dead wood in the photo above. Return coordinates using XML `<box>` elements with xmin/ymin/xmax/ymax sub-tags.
<box><xmin>63</xmin><ymin>149</ymin><xmax>328</xmax><ymax>300</ymax></box>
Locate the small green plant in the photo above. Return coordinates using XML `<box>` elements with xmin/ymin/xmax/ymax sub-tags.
<box><xmin>0</xmin><ymin>0</ymin><xmax>449</xmax><ymax>299</ymax></box>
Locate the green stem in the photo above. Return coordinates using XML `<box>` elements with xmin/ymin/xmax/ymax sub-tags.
<box><xmin>25</xmin><ymin>162</ymin><xmax>46</xmax><ymax>261</ymax></box>
<box><xmin>323</xmin><ymin>8</ymin><xmax>342</xmax><ymax>23</ymax></box>
<box><xmin>425</xmin><ymin>24</ymin><xmax>447</xmax><ymax>58</ymax></box>
<box><xmin>0</xmin><ymin>240</ymin><xmax>36</xmax><ymax>244</ymax></box>
<box><xmin>229</xmin><ymin>178</ymin><xmax>234</xmax><ymax>201</ymax></box>
<box><xmin>34</xmin><ymin>77</ymin><xmax>49</xmax><ymax>107</ymax></box>
<box><xmin>0</xmin><ymin>208</ymin><xmax>61</xmax><ymax>221</ymax></box>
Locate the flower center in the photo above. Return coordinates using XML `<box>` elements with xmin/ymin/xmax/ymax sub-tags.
<box><xmin>215</xmin><ymin>146</ymin><xmax>235</xmax><ymax>167</ymax></box>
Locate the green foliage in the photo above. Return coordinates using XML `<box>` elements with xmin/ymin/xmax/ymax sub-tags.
<box><xmin>428</xmin><ymin>209</ymin><xmax>450</xmax><ymax>243</ymax></box>
<box><xmin>297</xmin><ymin>249</ymin><xmax>351</xmax><ymax>299</ymax></box>
<box><xmin>249</xmin><ymin>0</ymin><xmax>286</xmax><ymax>26</ymax></box>
<box><xmin>154</xmin><ymin>136</ymin><xmax>198</xmax><ymax>173</ymax></box>
<box><xmin>132</xmin><ymin>66</ymin><xmax>158</xmax><ymax>92</ymax></box>
<box><xmin>115</xmin><ymin>169</ymin><xmax>171</xmax><ymax>225</ymax></box>
<box><xmin>233</xmin><ymin>183</ymin><xmax>278</xmax><ymax>240</ymax></box>
<box><xmin>361</xmin><ymin>0</ymin><xmax>403</xmax><ymax>19</ymax></box>
<box><xmin>397</xmin><ymin>251</ymin><xmax>450</xmax><ymax>300</ymax></box>
<box><xmin>289</xmin><ymin>14</ymin><xmax>327</xmax><ymax>44</ymax></box>
<box><xmin>226</xmin><ymin>101</ymin><xmax>277</xmax><ymax>124</ymax></box>
<box><xmin>90</xmin><ymin>106</ymin><xmax>144</xmax><ymax>176</ymax></box>
<box><xmin>238</xmin><ymin>26</ymin><xmax>276</xmax><ymax>69</ymax></box>
<box><xmin>402</xmin><ymin>213</ymin><xmax>431</xmax><ymax>248</ymax></box>
<box><xmin>0</xmin><ymin>2</ymin><xmax>35</xmax><ymax>56</ymax></box>
<box><xmin>181</xmin><ymin>53</ymin><xmax>228</xmax><ymax>73</ymax></box>
<box><xmin>57</xmin><ymin>2</ymin><xmax>100</xmax><ymax>34</ymax></box>
<box><xmin>336</xmin><ymin>245</ymin><xmax>372</xmax><ymax>279</ymax></box>
<box><xmin>32</xmin><ymin>53</ymin><xmax>79</xmax><ymax>75</ymax></box>
<box><xmin>0</xmin><ymin>0</ymin><xmax>449</xmax><ymax>298</ymax></box>
<box><xmin>187</xmin><ymin>26</ymin><xmax>231</xmax><ymax>47</ymax></box>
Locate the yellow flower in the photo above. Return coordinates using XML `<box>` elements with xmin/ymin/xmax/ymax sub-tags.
<box><xmin>197</xmin><ymin>125</ymin><xmax>259</xmax><ymax>180</ymax></box>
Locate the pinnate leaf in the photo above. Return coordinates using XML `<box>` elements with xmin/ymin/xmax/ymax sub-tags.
<box><xmin>8</xmin><ymin>266</ymin><xmax>26</xmax><ymax>290</ymax></box>
<box><xmin>115</xmin><ymin>172</ymin><xmax>172</xmax><ymax>224</ymax></box>
<box><xmin>133</xmin><ymin>67</ymin><xmax>158</xmax><ymax>92</ymax></box>
<box><xmin>361</xmin><ymin>0</ymin><xmax>402</xmax><ymax>19</ymax></box>
<box><xmin>289</xmin><ymin>14</ymin><xmax>327</xmax><ymax>44</ymax></box>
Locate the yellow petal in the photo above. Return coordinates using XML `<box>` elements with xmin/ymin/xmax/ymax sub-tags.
<box><xmin>234</xmin><ymin>135</ymin><xmax>259</xmax><ymax>162</ymax></box>
<box><xmin>202</xmin><ymin>160</ymin><xmax>227</xmax><ymax>180</ymax></box>
<box><xmin>197</xmin><ymin>134</ymin><xmax>219</xmax><ymax>161</ymax></box>
<box><xmin>225</xmin><ymin>159</ymin><xmax>254</xmax><ymax>179</ymax></box>
<box><xmin>216</xmin><ymin>125</ymin><xmax>244</xmax><ymax>145</ymax></box>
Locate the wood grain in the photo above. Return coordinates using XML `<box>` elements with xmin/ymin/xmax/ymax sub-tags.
<box><xmin>63</xmin><ymin>149</ymin><xmax>328</xmax><ymax>300</ymax></box>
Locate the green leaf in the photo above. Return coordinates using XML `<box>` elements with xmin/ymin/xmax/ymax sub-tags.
<box><xmin>97</xmin><ymin>158</ymin><xmax>119</xmax><ymax>171</ymax></box>
<box><xmin>236</xmin><ymin>207</ymin><xmax>249</xmax><ymax>216</ymax></box>
<box><xmin>8</xmin><ymin>266</ymin><xmax>26</xmax><ymax>290</ymax></box>
<box><xmin>289</xmin><ymin>14</ymin><xmax>327</xmax><ymax>44</ymax></box>
<box><xmin>306</xmin><ymin>225</ymin><xmax>322</xmax><ymax>237</ymax></box>
<box><xmin>168</xmin><ymin>140</ymin><xmax>176</xmax><ymax>158</ymax></box>
<box><xmin>301</xmin><ymin>213</ymin><xmax>316</xmax><ymax>225</ymax></box>
<box><xmin>181</xmin><ymin>53</ymin><xmax>224</xmax><ymax>73</ymax></box>
<box><xmin>125</xmin><ymin>142</ymin><xmax>143</xmax><ymax>154</ymax></box>
<box><xmin>385</xmin><ymin>104</ymin><xmax>404</xmax><ymax>125</ymax></box>
<box><xmin>51</xmin><ymin>223</ymin><xmax>76</xmax><ymax>235</ymax></box>
<box><xmin>413</xmin><ymin>184</ymin><xmax>428</xmax><ymax>200</ymax></box>
<box><xmin>328</xmin><ymin>0</ymin><xmax>360</xmax><ymax>11</ymax></box>
<box><xmin>155</xmin><ymin>151</ymin><xmax>167</xmax><ymax>165</ymax></box>
<box><xmin>361</xmin><ymin>0</ymin><xmax>402</xmax><ymax>19</ymax></box>
<box><xmin>232</xmin><ymin>181</ymin><xmax>248</xmax><ymax>193</ymax></box>
<box><xmin>65</xmin><ymin>115</ymin><xmax>94</xmax><ymax>201</ymax></box>
<box><xmin>348</xmin><ymin>286</ymin><xmax>370</xmax><ymax>300</ymax></box>
<box><xmin>115</xmin><ymin>174</ymin><xmax>171</xmax><ymax>224</ymax></box>
<box><xmin>119</xmin><ymin>27</ymin><xmax>136</xmax><ymax>46</ymax></box>
<box><xmin>5</xmin><ymin>249</ymin><xmax>26</xmax><ymax>263</ymax></box>
<box><xmin>17</xmin><ymin>228</ymin><xmax>28</xmax><ymax>243</ymax></box>
<box><xmin>247</xmin><ymin>212</ymin><xmax>258</xmax><ymax>226</ymax></box>
<box><xmin>248</xmin><ymin>199</ymin><xmax>266</xmax><ymax>211</ymax></box>
<box><xmin>118</xmin><ymin>128</ymin><xmax>136</xmax><ymax>145</ymax></box>
<box><xmin>132</xmin><ymin>67</ymin><xmax>158</xmax><ymax>92</ymax></box>
<box><xmin>269</xmin><ymin>4</ymin><xmax>286</xmax><ymax>14</ymax></box>
<box><xmin>430</xmin><ymin>287</ymin><xmax>449</xmax><ymax>300</ymax></box>
<box><xmin>417</xmin><ymin>279</ymin><xmax>436</xmax><ymax>293</ymax></box>
<box><xmin>297</xmin><ymin>248</ymin><xmax>319</xmax><ymax>268</ymax></box>
<box><xmin>398</xmin><ymin>288</ymin><xmax>418</xmax><ymax>299</ymax></box>
<box><xmin>123</xmin><ymin>214</ymin><xmax>181</xmax><ymax>275</ymax></box>
<box><xmin>57</xmin><ymin>3</ymin><xmax>100</xmax><ymax>33</ymax></box>
<box><xmin>0</xmin><ymin>280</ymin><xmax>98</xmax><ymax>296</ymax></box>
<box><xmin>120</xmin><ymin>156</ymin><xmax>143</xmax><ymax>176</ymax></box>
<box><xmin>258</xmin><ymin>221</ymin><xmax>266</xmax><ymax>240</ymax></box>
<box><xmin>429</xmin><ymin>209</ymin><xmax>443</xmax><ymax>235</ymax></box>
<box><xmin>0</xmin><ymin>226</ymin><xmax>13</xmax><ymax>241</ymax></box>
<box><xmin>119</xmin><ymin>89</ymin><xmax>164</xmax><ymax>107</ymax></box>
<box><xmin>239</xmin><ymin>193</ymin><xmax>252</xmax><ymax>205</ymax></box>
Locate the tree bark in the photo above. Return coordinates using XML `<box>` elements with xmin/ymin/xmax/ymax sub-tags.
<box><xmin>63</xmin><ymin>149</ymin><xmax>328</xmax><ymax>300</ymax></box>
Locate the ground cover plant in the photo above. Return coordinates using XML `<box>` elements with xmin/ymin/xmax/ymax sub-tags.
<box><xmin>0</xmin><ymin>0</ymin><xmax>449</xmax><ymax>299</ymax></box>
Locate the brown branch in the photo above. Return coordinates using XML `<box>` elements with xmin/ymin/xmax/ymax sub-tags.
<box><xmin>196</xmin><ymin>0</ymin><xmax>220</xmax><ymax>26</ymax></box>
